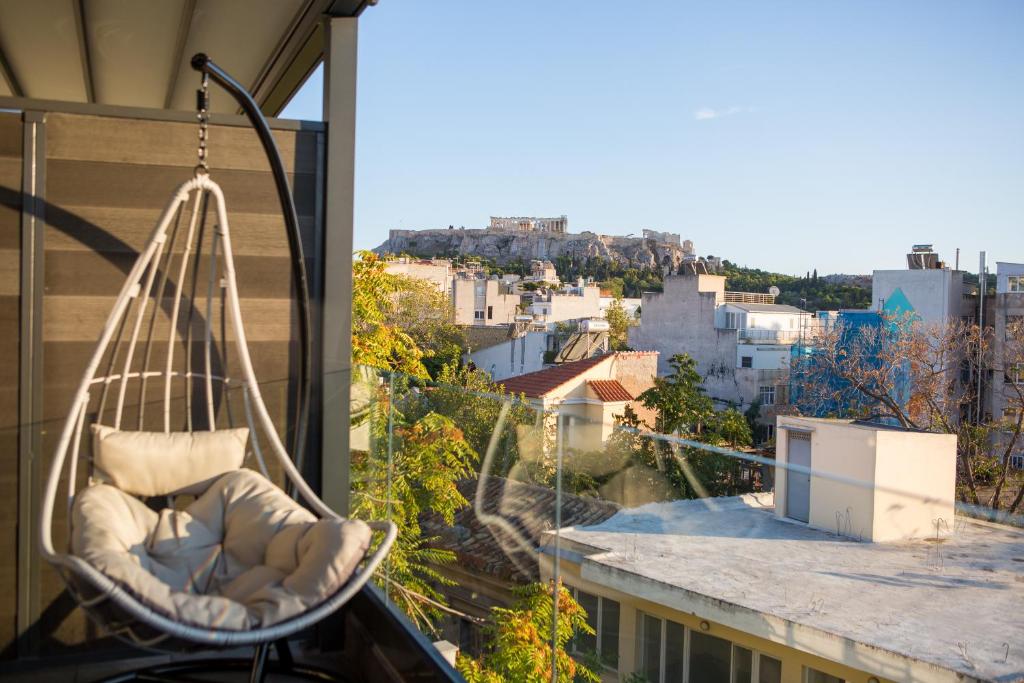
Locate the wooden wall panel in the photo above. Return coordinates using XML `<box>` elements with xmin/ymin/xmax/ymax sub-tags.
<box><xmin>0</xmin><ymin>112</ymin><xmax>20</xmax><ymax>658</ymax></box>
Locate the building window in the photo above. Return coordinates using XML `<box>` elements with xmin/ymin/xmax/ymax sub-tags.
<box><xmin>474</xmin><ymin>310</ymin><xmax>485</xmax><ymax>321</ymax></box>
<box><xmin>635</xmin><ymin>612</ymin><xmax>782</xmax><ymax>683</ymax></box>
<box><xmin>487</xmin><ymin>305</ymin><xmax>493</xmax><ymax>320</ymax></box>
<box><xmin>759</xmin><ymin>385</ymin><xmax>776</xmax><ymax>406</ymax></box>
<box><xmin>804</xmin><ymin>668</ymin><xmax>845</xmax><ymax>683</ymax></box>
<box><xmin>724</xmin><ymin>311</ymin><xmax>740</xmax><ymax>329</ymax></box>
<box><xmin>741</xmin><ymin>356</ymin><xmax>753</xmax><ymax>368</ymax></box>
<box><xmin>1010</xmin><ymin>454</ymin><xmax>1024</xmax><ymax>470</ymax></box>
<box><xmin>1010</xmin><ymin>275</ymin><xmax>1023</xmax><ymax>293</ymax></box>
<box><xmin>1009</xmin><ymin>363</ymin><xmax>1024</xmax><ymax>384</ymax></box>
<box><xmin>765</xmin><ymin>424</ymin><xmax>775</xmax><ymax>441</ymax></box>
<box><xmin>569</xmin><ymin>588</ymin><xmax>620</xmax><ymax>669</ymax></box>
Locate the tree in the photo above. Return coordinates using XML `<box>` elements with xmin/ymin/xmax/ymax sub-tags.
<box><xmin>349</xmin><ymin>380</ymin><xmax>477</xmax><ymax>630</ymax></box>
<box><xmin>638</xmin><ymin>353</ymin><xmax>714</xmax><ymax>435</ymax></box>
<box><xmin>791</xmin><ymin>314</ymin><xmax>1024</xmax><ymax>512</ymax></box>
<box><xmin>604</xmin><ymin>296</ymin><xmax>634</xmax><ymax>351</ymax></box>
<box><xmin>351</xmin><ymin>251</ymin><xmax>430</xmax><ymax>379</ymax></box>
<box><xmin>709</xmin><ymin>408</ymin><xmax>753</xmax><ymax>448</ymax></box>
<box><xmin>457</xmin><ymin>581</ymin><xmax>600</xmax><ymax>683</ymax></box>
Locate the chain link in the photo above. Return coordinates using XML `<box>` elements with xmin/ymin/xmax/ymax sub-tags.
<box><xmin>196</xmin><ymin>72</ymin><xmax>210</xmax><ymax>174</ymax></box>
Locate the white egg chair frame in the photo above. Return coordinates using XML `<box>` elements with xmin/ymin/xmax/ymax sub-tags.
<box><xmin>38</xmin><ymin>55</ymin><xmax>396</xmax><ymax>682</ymax></box>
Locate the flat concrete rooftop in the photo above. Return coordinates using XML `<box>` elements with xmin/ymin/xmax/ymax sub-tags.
<box><xmin>555</xmin><ymin>494</ymin><xmax>1024</xmax><ymax>682</ymax></box>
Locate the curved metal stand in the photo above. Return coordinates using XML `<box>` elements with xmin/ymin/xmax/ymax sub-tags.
<box><xmin>190</xmin><ymin>52</ymin><xmax>313</xmax><ymax>479</ymax></box>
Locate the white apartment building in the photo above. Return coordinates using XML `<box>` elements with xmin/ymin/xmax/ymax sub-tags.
<box><xmin>452</xmin><ymin>276</ymin><xmax>521</xmax><ymax>326</ymax></box>
<box><xmin>528</xmin><ymin>280</ymin><xmax>602</xmax><ymax>324</ymax></box>
<box><xmin>990</xmin><ymin>261</ymin><xmax>1024</xmax><ymax>468</ymax></box>
<box><xmin>628</xmin><ymin>274</ymin><xmax>810</xmax><ymax>432</ymax></box>
<box><xmin>465</xmin><ymin>329</ymin><xmax>551</xmax><ymax>382</ymax></box>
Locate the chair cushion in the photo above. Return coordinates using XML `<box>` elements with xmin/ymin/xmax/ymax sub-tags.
<box><xmin>92</xmin><ymin>425</ymin><xmax>250</xmax><ymax>497</ymax></box>
<box><xmin>70</xmin><ymin>469</ymin><xmax>372</xmax><ymax>630</ymax></box>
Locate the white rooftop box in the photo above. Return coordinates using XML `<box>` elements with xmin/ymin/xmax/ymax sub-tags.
<box><xmin>775</xmin><ymin>416</ymin><xmax>956</xmax><ymax>542</ymax></box>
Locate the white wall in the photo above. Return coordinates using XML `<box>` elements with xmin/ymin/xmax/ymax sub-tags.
<box><xmin>736</xmin><ymin>345</ymin><xmax>790</xmax><ymax>370</ymax></box>
<box><xmin>871</xmin><ymin>269</ymin><xmax>965</xmax><ymax>325</ymax></box>
<box><xmin>468</xmin><ymin>331</ymin><xmax>549</xmax><ymax>381</ymax></box>
<box><xmin>872</xmin><ymin>430</ymin><xmax>956</xmax><ymax>542</ymax></box>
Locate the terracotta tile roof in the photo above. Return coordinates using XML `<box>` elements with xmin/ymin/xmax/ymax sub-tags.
<box><xmin>499</xmin><ymin>354</ymin><xmax>612</xmax><ymax>398</ymax></box>
<box><xmin>588</xmin><ymin>379</ymin><xmax>633</xmax><ymax>402</ymax></box>
<box><xmin>423</xmin><ymin>477</ymin><xmax>620</xmax><ymax>583</ymax></box>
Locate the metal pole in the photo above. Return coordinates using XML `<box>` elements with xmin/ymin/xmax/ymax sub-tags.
<box><xmin>976</xmin><ymin>251</ymin><xmax>986</xmax><ymax>422</ymax></box>
<box><xmin>550</xmin><ymin>410</ymin><xmax>564</xmax><ymax>683</ymax></box>
<box><xmin>190</xmin><ymin>53</ymin><xmax>312</xmax><ymax>487</ymax></box>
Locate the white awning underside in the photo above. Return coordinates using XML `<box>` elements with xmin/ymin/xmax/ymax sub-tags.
<box><xmin>0</xmin><ymin>0</ymin><xmax>368</xmax><ymax>115</ymax></box>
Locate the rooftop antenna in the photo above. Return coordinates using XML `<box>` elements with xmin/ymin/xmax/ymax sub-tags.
<box><xmin>955</xmin><ymin>248</ymin><xmax>960</xmax><ymax>271</ymax></box>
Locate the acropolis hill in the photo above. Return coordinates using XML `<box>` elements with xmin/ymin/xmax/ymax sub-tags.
<box><xmin>375</xmin><ymin>227</ymin><xmax>692</xmax><ymax>270</ymax></box>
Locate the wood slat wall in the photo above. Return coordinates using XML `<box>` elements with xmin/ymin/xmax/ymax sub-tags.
<box><xmin>1</xmin><ymin>110</ymin><xmax>323</xmax><ymax>657</ymax></box>
<box><xmin>0</xmin><ymin>112</ymin><xmax>22</xmax><ymax>661</ymax></box>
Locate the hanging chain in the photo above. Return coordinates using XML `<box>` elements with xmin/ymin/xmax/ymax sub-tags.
<box><xmin>196</xmin><ymin>72</ymin><xmax>210</xmax><ymax>174</ymax></box>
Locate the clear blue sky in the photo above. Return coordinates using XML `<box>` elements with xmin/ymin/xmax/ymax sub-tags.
<box><xmin>281</xmin><ymin>1</ymin><xmax>1022</xmax><ymax>276</ymax></box>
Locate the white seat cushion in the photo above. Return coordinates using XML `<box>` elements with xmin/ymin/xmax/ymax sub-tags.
<box><xmin>71</xmin><ymin>469</ymin><xmax>372</xmax><ymax>630</ymax></box>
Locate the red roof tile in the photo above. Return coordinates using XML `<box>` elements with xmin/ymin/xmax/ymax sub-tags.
<box><xmin>588</xmin><ymin>379</ymin><xmax>633</xmax><ymax>402</ymax></box>
<box><xmin>500</xmin><ymin>354</ymin><xmax>612</xmax><ymax>398</ymax></box>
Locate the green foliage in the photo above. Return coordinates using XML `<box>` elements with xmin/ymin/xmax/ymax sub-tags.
<box><xmin>709</xmin><ymin>408</ymin><xmax>754</xmax><ymax>448</ymax></box>
<box><xmin>604</xmin><ymin>296</ymin><xmax>635</xmax><ymax>351</ymax></box>
<box><xmin>349</xmin><ymin>378</ymin><xmax>478</xmax><ymax>630</ymax></box>
<box><xmin>638</xmin><ymin>354</ymin><xmax>714</xmax><ymax>435</ymax></box>
<box><xmin>352</xmin><ymin>251</ymin><xmax>429</xmax><ymax>378</ymax></box>
<box><xmin>456</xmin><ymin>582</ymin><xmax>600</xmax><ymax>683</ymax></box>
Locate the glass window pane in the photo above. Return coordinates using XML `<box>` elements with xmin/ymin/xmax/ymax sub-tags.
<box><xmin>600</xmin><ymin>598</ymin><xmax>620</xmax><ymax>668</ymax></box>
<box><xmin>664</xmin><ymin>620</ymin><xmax>685</xmax><ymax>682</ymax></box>
<box><xmin>576</xmin><ymin>590</ymin><xmax>598</xmax><ymax>656</ymax></box>
<box><xmin>758</xmin><ymin>655</ymin><xmax>782</xmax><ymax>683</ymax></box>
<box><xmin>732</xmin><ymin>646</ymin><xmax>752</xmax><ymax>683</ymax></box>
<box><xmin>641</xmin><ymin>614</ymin><xmax>662</xmax><ymax>683</ymax></box>
<box><xmin>689</xmin><ymin>631</ymin><xmax>732</xmax><ymax>683</ymax></box>
<box><xmin>805</xmin><ymin>668</ymin><xmax>845</xmax><ymax>683</ymax></box>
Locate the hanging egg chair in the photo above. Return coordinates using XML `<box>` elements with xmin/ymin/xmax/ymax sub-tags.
<box><xmin>38</xmin><ymin>55</ymin><xmax>395</xmax><ymax>680</ymax></box>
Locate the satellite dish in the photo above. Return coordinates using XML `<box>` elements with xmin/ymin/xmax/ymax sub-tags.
<box><xmin>769</xmin><ymin>286</ymin><xmax>781</xmax><ymax>296</ymax></box>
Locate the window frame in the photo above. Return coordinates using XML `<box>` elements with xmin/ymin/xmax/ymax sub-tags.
<box><xmin>759</xmin><ymin>385</ymin><xmax>776</xmax><ymax>406</ymax></box>
<box><xmin>1009</xmin><ymin>275</ymin><xmax>1023</xmax><ymax>293</ymax></box>
<box><xmin>635</xmin><ymin>610</ymin><xmax>783</xmax><ymax>683</ymax></box>
<box><xmin>569</xmin><ymin>587</ymin><xmax>620</xmax><ymax>672</ymax></box>
<box><xmin>741</xmin><ymin>355</ymin><xmax>753</xmax><ymax>369</ymax></box>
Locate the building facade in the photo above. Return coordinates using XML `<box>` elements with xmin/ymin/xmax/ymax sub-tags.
<box><xmin>528</xmin><ymin>280</ymin><xmax>602</xmax><ymax>323</ymax></box>
<box><xmin>628</xmin><ymin>274</ymin><xmax>810</xmax><ymax>437</ymax></box>
<box><xmin>990</xmin><ymin>262</ymin><xmax>1024</xmax><ymax>467</ymax></box>
<box><xmin>452</xmin><ymin>277</ymin><xmax>522</xmax><ymax>326</ymax></box>
<box><xmin>383</xmin><ymin>257</ymin><xmax>453</xmax><ymax>296</ymax></box>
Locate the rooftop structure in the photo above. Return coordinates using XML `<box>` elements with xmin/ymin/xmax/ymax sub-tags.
<box><xmin>552</xmin><ymin>494</ymin><xmax>1022</xmax><ymax>682</ymax></box>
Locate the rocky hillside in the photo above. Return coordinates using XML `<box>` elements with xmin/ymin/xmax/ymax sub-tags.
<box><xmin>376</xmin><ymin>228</ymin><xmax>690</xmax><ymax>271</ymax></box>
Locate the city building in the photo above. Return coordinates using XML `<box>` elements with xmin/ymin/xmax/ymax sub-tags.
<box><xmin>871</xmin><ymin>246</ymin><xmax>974</xmax><ymax>326</ymax></box>
<box><xmin>641</xmin><ymin>229</ymin><xmax>682</xmax><ymax>246</ymax></box>
<box><xmin>465</xmin><ymin>328</ymin><xmax>551</xmax><ymax>381</ymax></box>
<box><xmin>452</xmin><ymin>276</ymin><xmax>522</xmax><ymax>326</ymax></box>
<box><xmin>501</xmin><ymin>352</ymin><xmax>658</xmax><ymax>451</ymax></box>
<box><xmin>527</xmin><ymin>279</ymin><xmax>602</xmax><ymax>323</ymax></box>
<box><xmin>628</xmin><ymin>273</ymin><xmax>810</xmax><ymax>438</ymax></box>
<box><xmin>528</xmin><ymin>259</ymin><xmax>559</xmax><ymax>283</ymax></box>
<box><xmin>543</xmin><ymin>418</ymin><xmax>1019</xmax><ymax>683</ymax></box>
<box><xmin>990</xmin><ymin>261</ymin><xmax>1024</xmax><ymax>468</ymax></box>
<box><xmin>489</xmin><ymin>215</ymin><xmax>568</xmax><ymax>233</ymax></box>
<box><xmin>383</xmin><ymin>257</ymin><xmax>453</xmax><ymax>296</ymax></box>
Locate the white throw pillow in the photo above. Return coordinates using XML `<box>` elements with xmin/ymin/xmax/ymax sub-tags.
<box><xmin>92</xmin><ymin>425</ymin><xmax>249</xmax><ymax>497</ymax></box>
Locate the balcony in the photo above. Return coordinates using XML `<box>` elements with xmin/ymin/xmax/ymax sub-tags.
<box><xmin>724</xmin><ymin>291</ymin><xmax>776</xmax><ymax>304</ymax></box>
<box><xmin>736</xmin><ymin>328</ymin><xmax>803</xmax><ymax>343</ymax></box>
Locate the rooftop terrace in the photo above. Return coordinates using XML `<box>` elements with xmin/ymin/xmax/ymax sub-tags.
<box><xmin>555</xmin><ymin>494</ymin><xmax>1024</xmax><ymax>682</ymax></box>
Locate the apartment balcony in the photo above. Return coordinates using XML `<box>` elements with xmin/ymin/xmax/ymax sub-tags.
<box><xmin>736</xmin><ymin>328</ymin><xmax>803</xmax><ymax>343</ymax></box>
<box><xmin>724</xmin><ymin>291</ymin><xmax>776</xmax><ymax>304</ymax></box>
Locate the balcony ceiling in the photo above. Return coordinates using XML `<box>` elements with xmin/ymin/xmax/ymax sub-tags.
<box><xmin>0</xmin><ymin>0</ymin><xmax>370</xmax><ymax>115</ymax></box>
